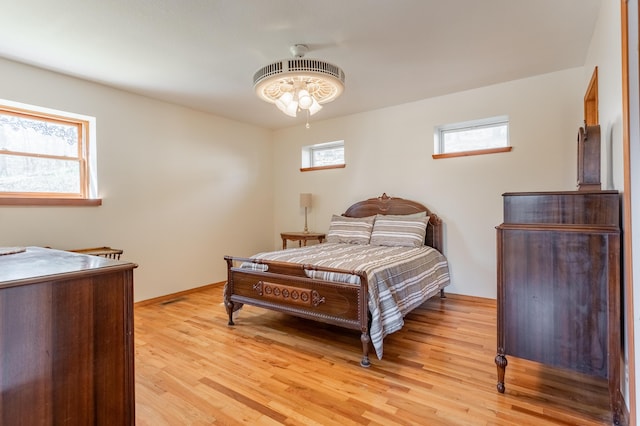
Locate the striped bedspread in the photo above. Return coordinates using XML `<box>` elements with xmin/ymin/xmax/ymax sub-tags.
<box><xmin>245</xmin><ymin>243</ymin><xmax>450</xmax><ymax>359</ymax></box>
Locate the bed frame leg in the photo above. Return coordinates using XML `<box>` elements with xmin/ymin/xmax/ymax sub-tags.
<box><xmin>440</xmin><ymin>289</ymin><xmax>446</xmax><ymax>298</ymax></box>
<box><xmin>225</xmin><ymin>302</ymin><xmax>235</xmax><ymax>325</ymax></box>
<box><xmin>223</xmin><ymin>281</ymin><xmax>235</xmax><ymax>326</ymax></box>
<box><xmin>225</xmin><ymin>301</ymin><xmax>235</xmax><ymax>326</ymax></box>
<box><xmin>495</xmin><ymin>353</ymin><xmax>507</xmax><ymax>393</ymax></box>
<box><xmin>360</xmin><ymin>332</ymin><xmax>371</xmax><ymax>367</ymax></box>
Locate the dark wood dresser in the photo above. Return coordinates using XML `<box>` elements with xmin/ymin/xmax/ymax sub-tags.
<box><xmin>495</xmin><ymin>190</ymin><xmax>621</xmax><ymax>423</ymax></box>
<box><xmin>0</xmin><ymin>247</ymin><xmax>137</xmax><ymax>425</ymax></box>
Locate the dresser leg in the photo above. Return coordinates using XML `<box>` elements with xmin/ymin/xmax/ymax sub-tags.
<box><xmin>495</xmin><ymin>354</ymin><xmax>507</xmax><ymax>393</ymax></box>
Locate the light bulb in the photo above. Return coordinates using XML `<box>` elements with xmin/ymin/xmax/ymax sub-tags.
<box><xmin>308</xmin><ymin>97</ymin><xmax>322</xmax><ymax>115</ymax></box>
<box><xmin>298</xmin><ymin>89</ymin><xmax>313</xmax><ymax>109</ymax></box>
<box><xmin>284</xmin><ymin>99</ymin><xmax>298</xmax><ymax>117</ymax></box>
<box><xmin>275</xmin><ymin>92</ymin><xmax>293</xmax><ymax>113</ymax></box>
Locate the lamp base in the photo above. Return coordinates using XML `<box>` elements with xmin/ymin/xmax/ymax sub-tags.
<box><xmin>304</xmin><ymin>208</ymin><xmax>309</xmax><ymax>233</ymax></box>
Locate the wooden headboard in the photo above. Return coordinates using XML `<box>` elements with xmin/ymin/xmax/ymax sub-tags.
<box><xmin>342</xmin><ymin>193</ymin><xmax>444</xmax><ymax>253</ymax></box>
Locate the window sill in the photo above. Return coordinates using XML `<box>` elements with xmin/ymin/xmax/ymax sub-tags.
<box><xmin>432</xmin><ymin>146</ymin><xmax>512</xmax><ymax>159</ymax></box>
<box><xmin>300</xmin><ymin>164</ymin><xmax>346</xmax><ymax>172</ymax></box>
<box><xmin>0</xmin><ymin>198</ymin><xmax>103</xmax><ymax>207</ymax></box>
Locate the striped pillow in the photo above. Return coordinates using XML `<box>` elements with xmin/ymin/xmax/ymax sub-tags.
<box><xmin>326</xmin><ymin>215</ymin><xmax>375</xmax><ymax>245</ymax></box>
<box><xmin>370</xmin><ymin>214</ymin><xmax>429</xmax><ymax>247</ymax></box>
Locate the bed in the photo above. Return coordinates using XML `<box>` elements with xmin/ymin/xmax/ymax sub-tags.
<box><xmin>223</xmin><ymin>193</ymin><xmax>450</xmax><ymax>367</ymax></box>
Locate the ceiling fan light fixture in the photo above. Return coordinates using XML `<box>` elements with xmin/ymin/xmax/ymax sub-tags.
<box><xmin>253</xmin><ymin>44</ymin><xmax>345</xmax><ymax>120</ymax></box>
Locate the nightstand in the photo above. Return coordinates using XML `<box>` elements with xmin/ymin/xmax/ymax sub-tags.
<box><xmin>280</xmin><ymin>232</ymin><xmax>326</xmax><ymax>249</ymax></box>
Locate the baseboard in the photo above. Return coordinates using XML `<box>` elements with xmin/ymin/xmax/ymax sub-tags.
<box><xmin>444</xmin><ymin>292</ymin><xmax>496</xmax><ymax>303</ymax></box>
<box><xmin>134</xmin><ymin>281</ymin><xmax>225</xmax><ymax>307</ymax></box>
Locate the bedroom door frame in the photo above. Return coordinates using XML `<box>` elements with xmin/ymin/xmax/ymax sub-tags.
<box><xmin>621</xmin><ymin>0</ymin><xmax>639</xmax><ymax>423</ymax></box>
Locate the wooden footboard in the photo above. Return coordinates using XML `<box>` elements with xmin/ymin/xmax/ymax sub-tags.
<box><xmin>224</xmin><ymin>256</ymin><xmax>372</xmax><ymax>367</ymax></box>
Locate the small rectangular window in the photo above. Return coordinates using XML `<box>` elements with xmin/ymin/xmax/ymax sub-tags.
<box><xmin>434</xmin><ymin>116</ymin><xmax>511</xmax><ymax>158</ymax></box>
<box><xmin>0</xmin><ymin>100</ymin><xmax>98</xmax><ymax>204</ymax></box>
<box><xmin>301</xmin><ymin>140</ymin><xmax>345</xmax><ymax>171</ymax></box>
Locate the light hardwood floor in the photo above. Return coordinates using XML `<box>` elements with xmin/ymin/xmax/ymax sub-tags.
<box><xmin>134</xmin><ymin>285</ymin><xmax>613</xmax><ymax>425</ymax></box>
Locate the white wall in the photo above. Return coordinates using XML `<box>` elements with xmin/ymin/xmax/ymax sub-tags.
<box><xmin>585</xmin><ymin>0</ymin><xmax>624</xmax><ymax>192</ymax></box>
<box><xmin>272</xmin><ymin>68</ymin><xmax>584</xmax><ymax>299</ymax></box>
<box><xmin>0</xmin><ymin>58</ymin><xmax>275</xmax><ymax>302</ymax></box>
<box><xmin>624</xmin><ymin>0</ymin><xmax>640</xmax><ymax>420</ymax></box>
<box><xmin>583</xmin><ymin>0</ymin><xmax>629</xmax><ymax>413</ymax></box>
<box><xmin>0</xmin><ymin>59</ymin><xmax>589</xmax><ymax>302</ymax></box>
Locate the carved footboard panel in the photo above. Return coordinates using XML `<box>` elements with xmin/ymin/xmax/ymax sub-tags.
<box><xmin>224</xmin><ymin>256</ymin><xmax>373</xmax><ymax>366</ymax></box>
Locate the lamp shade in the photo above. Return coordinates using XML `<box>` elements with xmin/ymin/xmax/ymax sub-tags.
<box><xmin>300</xmin><ymin>193</ymin><xmax>312</xmax><ymax>208</ymax></box>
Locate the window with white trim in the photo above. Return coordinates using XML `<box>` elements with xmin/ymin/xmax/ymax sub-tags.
<box><xmin>434</xmin><ymin>115</ymin><xmax>510</xmax><ymax>157</ymax></box>
<box><xmin>301</xmin><ymin>140</ymin><xmax>345</xmax><ymax>170</ymax></box>
<box><xmin>0</xmin><ymin>100</ymin><xmax>97</xmax><ymax>203</ymax></box>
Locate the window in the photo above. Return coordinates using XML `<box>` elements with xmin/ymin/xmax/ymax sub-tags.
<box><xmin>433</xmin><ymin>115</ymin><xmax>511</xmax><ymax>159</ymax></box>
<box><xmin>0</xmin><ymin>100</ymin><xmax>99</xmax><ymax>205</ymax></box>
<box><xmin>301</xmin><ymin>140</ymin><xmax>345</xmax><ymax>171</ymax></box>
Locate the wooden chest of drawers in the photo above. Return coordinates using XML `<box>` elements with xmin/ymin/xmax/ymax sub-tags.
<box><xmin>0</xmin><ymin>247</ymin><xmax>137</xmax><ymax>425</ymax></box>
<box><xmin>495</xmin><ymin>190</ymin><xmax>621</xmax><ymax>423</ymax></box>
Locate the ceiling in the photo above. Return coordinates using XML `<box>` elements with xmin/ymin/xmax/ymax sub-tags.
<box><xmin>0</xmin><ymin>1</ymin><xmax>602</xmax><ymax>130</ymax></box>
